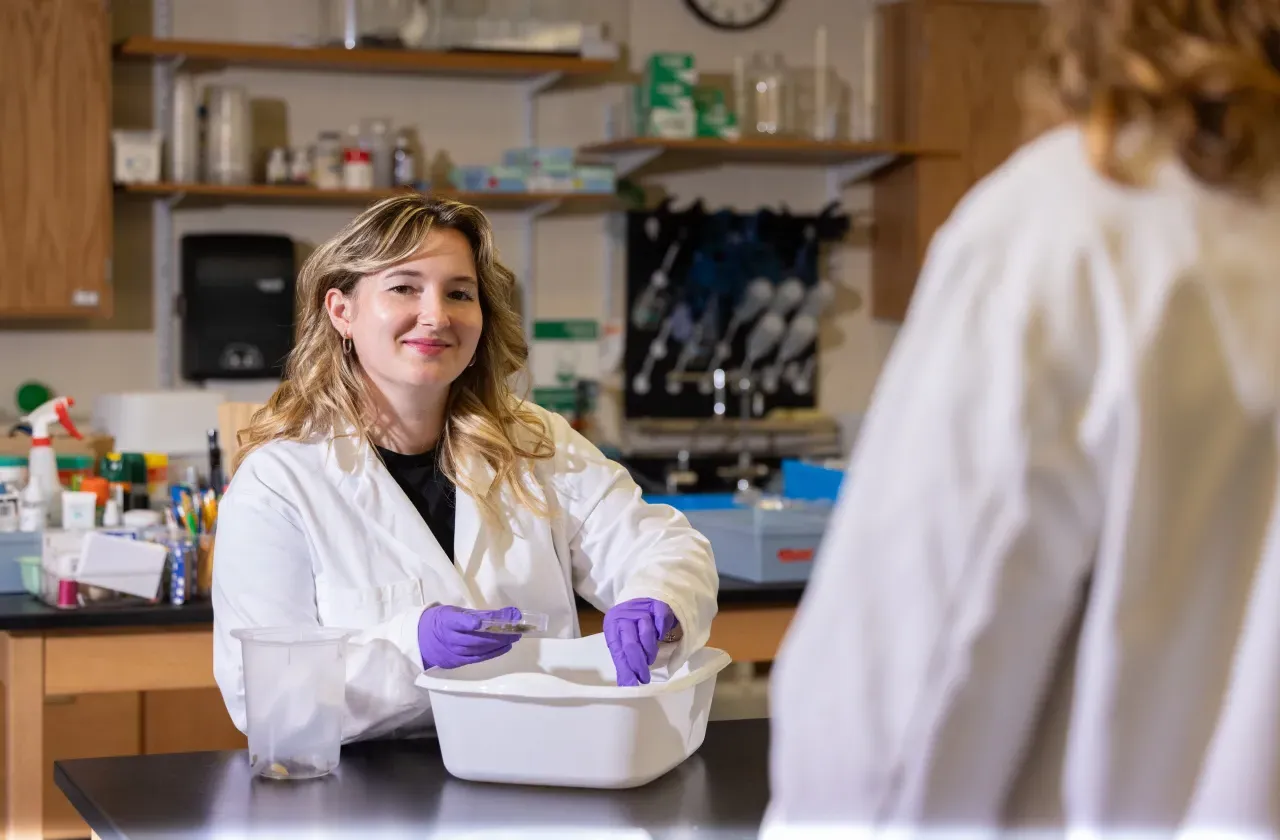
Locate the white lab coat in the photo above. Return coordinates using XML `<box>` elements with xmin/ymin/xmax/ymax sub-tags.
<box><xmin>212</xmin><ymin>401</ymin><xmax>718</xmax><ymax>743</ymax></box>
<box><xmin>764</xmin><ymin>125</ymin><xmax>1280</xmax><ymax>839</ymax></box>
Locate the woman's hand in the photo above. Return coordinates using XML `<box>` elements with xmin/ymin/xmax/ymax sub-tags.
<box><xmin>417</xmin><ymin>605</ymin><xmax>522</xmax><ymax>670</ymax></box>
<box><xmin>603</xmin><ymin>598</ymin><xmax>680</xmax><ymax>686</ymax></box>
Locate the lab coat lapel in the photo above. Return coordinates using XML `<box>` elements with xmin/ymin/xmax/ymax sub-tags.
<box><xmin>338</xmin><ymin>437</ymin><xmax>474</xmax><ymax>606</ymax></box>
<box><xmin>452</xmin><ymin>451</ymin><xmax>496</xmax><ymax>581</ymax></box>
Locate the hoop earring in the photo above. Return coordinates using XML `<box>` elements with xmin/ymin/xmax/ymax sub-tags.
<box><xmin>343</xmin><ymin>336</ymin><xmax>353</xmax><ymax>355</ymax></box>
<box><xmin>467</xmin><ymin>353</ymin><xmax>477</xmax><ymax>368</ymax></box>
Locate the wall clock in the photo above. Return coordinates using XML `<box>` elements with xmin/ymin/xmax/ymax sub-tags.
<box><xmin>683</xmin><ymin>0</ymin><xmax>786</xmax><ymax>31</ymax></box>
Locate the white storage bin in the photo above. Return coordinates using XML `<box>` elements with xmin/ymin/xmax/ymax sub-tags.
<box><xmin>417</xmin><ymin>634</ymin><xmax>731</xmax><ymax>789</ymax></box>
<box><xmin>92</xmin><ymin>390</ymin><xmax>227</xmax><ymax>456</ymax></box>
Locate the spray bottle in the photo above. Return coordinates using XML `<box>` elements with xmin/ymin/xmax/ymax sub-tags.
<box><xmin>20</xmin><ymin>397</ymin><xmax>83</xmax><ymax>530</ymax></box>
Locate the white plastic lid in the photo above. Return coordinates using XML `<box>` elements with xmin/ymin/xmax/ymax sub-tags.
<box><xmin>122</xmin><ymin>508</ymin><xmax>162</xmax><ymax>528</ymax></box>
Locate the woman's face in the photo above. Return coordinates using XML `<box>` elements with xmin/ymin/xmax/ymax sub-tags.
<box><xmin>326</xmin><ymin>227</ymin><xmax>484</xmax><ymax>395</ymax></box>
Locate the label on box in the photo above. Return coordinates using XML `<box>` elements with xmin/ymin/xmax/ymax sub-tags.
<box><xmin>777</xmin><ymin>548</ymin><xmax>815</xmax><ymax>563</ymax></box>
<box><xmin>646</xmin><ymin>53</ymin><xmax>697</xmax><ymax>88</ymax></box>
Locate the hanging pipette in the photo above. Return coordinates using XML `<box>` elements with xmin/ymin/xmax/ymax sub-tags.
<box><xmin>762</xmin><ymin>314</ymin><xmax>819</xmax><ymax>393</ymax></box>
<box><xmin>703</xmin><ymin>277</ymin><xmax>775</xmax><ymax>385</ymax></box>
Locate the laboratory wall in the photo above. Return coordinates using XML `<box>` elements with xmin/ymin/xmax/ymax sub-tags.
<box><xmin>0</xmin><ymin>0</ymin><xmax>899</xmax><ymax>436</ymax></box>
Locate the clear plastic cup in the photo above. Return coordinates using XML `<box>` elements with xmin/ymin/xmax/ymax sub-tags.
<box><xmin>231</xmin><ymin>626</ymin><xmax>354</xmax><ymax>780</ymax></box>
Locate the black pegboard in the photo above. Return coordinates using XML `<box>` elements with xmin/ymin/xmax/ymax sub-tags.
<box><xmin>623</xmin><ymin>201</ymin><xmax>849</xmax><ymax>420</ymax></box>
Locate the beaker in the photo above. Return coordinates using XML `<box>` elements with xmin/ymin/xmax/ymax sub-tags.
<box><xmin>232</xmin><ymin>626</ymin><xmax>353</xmax><ymax>780</ymax></box>
<box><xmin>741</xmin><ymin>52</ymin><xmax>793</xmax><ymax>137</ymax></box>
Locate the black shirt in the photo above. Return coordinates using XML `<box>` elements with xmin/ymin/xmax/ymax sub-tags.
<box><xmin>376</xmin><ymin>446</ymin><xmax>457</xmax><ymax>563</ymax></box>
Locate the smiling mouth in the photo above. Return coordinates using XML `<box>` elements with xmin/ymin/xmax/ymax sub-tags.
<box><xmin>402</xmin><ymin>339</ymin><xmax>453</xmax><ymax>355</ymax></box>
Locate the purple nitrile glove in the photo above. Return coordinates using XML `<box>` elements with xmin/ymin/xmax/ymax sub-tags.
<box><xmin>417</xmin><ymin>605</ymin><xmax>522</xmax><ymax>670</ymax></box>
<box><xmin>602</xmin><ymin>598</ymin><xmax>680</xmax><ymax>687</ymax></box>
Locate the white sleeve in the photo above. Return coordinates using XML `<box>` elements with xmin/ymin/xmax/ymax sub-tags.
<box><xmin>548</xmin><ymin>413</ymin><xmax>719</xmax><ymax>667</ymax></box>
<box><xmin>211</xmin><ymin>488</ymin><xmax>429</xmax><ymax>744</ymax></box>
<box><xmin>765</xmin><ymin>222</ymin><xmax>1103</xmax><ymax>833</ymax></box>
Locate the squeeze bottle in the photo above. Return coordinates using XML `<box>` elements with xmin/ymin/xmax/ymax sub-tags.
<box><xmin>22</xmin><ymin>397</ymin><xmax>83</xmax><ymax>529</ymax></box>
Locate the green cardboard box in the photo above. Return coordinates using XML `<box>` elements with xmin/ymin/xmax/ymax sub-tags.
<box><xmin>694</xmin><ymin>87</ymin><xmax>740</xmax><ymax>140</ymax></box>
<box><xmin>634</xmin><ymin>83</ymin><xmax>696</xmax><ymax>139</ymax></box>
<box><xmin>643</xmin><ymin>53</ymin><xmax>697</xmax><ymax>108</ymax></box>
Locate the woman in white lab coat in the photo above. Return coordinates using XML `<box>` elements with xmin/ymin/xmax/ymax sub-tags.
<box><xmin>765</xmin><ymin>0</ymin><xmax>1280</xmax><ymax>836</ymax></box>
<box><xmin>211</xmin><ymin>195</ymin><xmax>718</xmax><ymax>743</ymax></box>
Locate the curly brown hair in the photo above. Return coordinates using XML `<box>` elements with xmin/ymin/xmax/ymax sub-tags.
<box><xmin>1025</xmin><ymin>0</ymin><xmax>1280</xmax><ymax>194</ymax></box>
<box><xmin>235</xmin><ymin>194</ymin><xmax>555</xmax><ymax>519</ymax></box>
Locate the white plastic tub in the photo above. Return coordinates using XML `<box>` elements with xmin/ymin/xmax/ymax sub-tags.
<box><xmin>416</xmin><ymin>634</ymin><xmax>731</xmax><ymax>789</ymax></box>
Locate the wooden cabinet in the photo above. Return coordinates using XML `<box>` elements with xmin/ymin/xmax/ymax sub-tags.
<box><xmin>871</xmin><ymin>0</ymin><xmax>1046</xmax><ymax>321</ymax></box>
<box><xmin>35</xmin><ymin>688</ymin><xmax>245</xmax><ymax>839</ymax></box>
<box><xmin>0</xmin><ymin>0</ymin><xmax>112</xmax><ymax>318</ymax></box>
<box><xmin>41</xmin><ymin>693</ymin><xmax>141</xmax><ymax>839</ymax></box>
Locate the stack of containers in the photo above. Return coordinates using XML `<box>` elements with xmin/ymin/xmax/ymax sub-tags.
<box><xmin>449</xmin><ymin>147</ymin><xmax>616</xmax><ymax>195</ymax></box>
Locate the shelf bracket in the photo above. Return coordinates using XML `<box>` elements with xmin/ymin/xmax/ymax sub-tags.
<box><xmin>525</xmin><ymin>200</ymin><xmax>563</xmax><ymax>218</ymax></box>
<box><xmin>163</xmin><ymin>191</ymin><xmax>186</xmax><ymax>209</ymax></box>
<box><xmin>829</xmin><ymin>154</ymin><xmax>898</xmax><ymax>186</ymax></box>
<box><xmin>523</xmin><ymin>71</ymin><xmax>563</xmax><ymax>97</ymax></box>
<box><xmin>605</xmin><ymin>147</ymin><xmax>663</xmax><ymax>178</ymax></box>
<box><xmin>152</xmin><ymin>0</ymin><xmax>177</xmax><ymax>389</ymax></box>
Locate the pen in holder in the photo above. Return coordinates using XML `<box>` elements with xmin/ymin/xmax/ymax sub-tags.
<box><xmin>165</xmin><ymin>530</ymin><xmax>197</xmax><ymax>606</ymax></box>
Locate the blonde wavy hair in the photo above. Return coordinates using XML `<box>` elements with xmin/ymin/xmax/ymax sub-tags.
<box><xmin>236</xmin><ymin>194</ymin><xmax>555</xmax><ymax>518</ymax></box>
<box><xmin>1025</xmin><ymin>0</ymin><xmax>1280</xmax><ymax>194</ymax></box>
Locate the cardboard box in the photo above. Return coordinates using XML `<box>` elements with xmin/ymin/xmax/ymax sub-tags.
<box><xmin>449</xmin><ymin>165</ymin><xmax>529</xmax><ymax>193</ymax></box>
<box><xmin>643</xmin><ymin>53</ymin><xmax>697</xmax><ymax>107</ymax></box>
<box><xmin>0</xmin><ymin>430</ymin><xmax>114</xmax><ymax>463</ymax></box>
<box><xmin>527</xmin><ymin>165</ymin><xmax>617</xmax><ymax>194</ymax></box>
<box><xmin>635</xmin><ymin>53</ymin><xmax>698</xmax><ymax>139</ymax></box>
<box><xmin>532</xmin><ymin>319</ymin><xmax>600</xmax><ymax>414</ymax></box>
<box><xmin>634</xmin><ymin>84</ymin><xmax>696</xmax><ymax>139</ymax></box>
<box><xmin>695</xmin><ymin>87</ymin><xmax>741</xmax><ymax>140</ymax></box>
<box><xmin>502</xmin><ymin>147</ymin><xmax>575</xmax><ymax>172</ymax></box>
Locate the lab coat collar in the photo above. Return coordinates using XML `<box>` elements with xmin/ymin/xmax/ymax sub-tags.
<box><xmin>321</xmin><ymin>428</ymin><xmax>484</xmax><ymax>607</ymax></box>
<box><xmin>320</xmin><ymin>426</ymin><xmax>497</xmax><ymax>498</ymax></box>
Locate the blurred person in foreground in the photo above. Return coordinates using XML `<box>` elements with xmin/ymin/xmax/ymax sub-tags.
<box><xmin>763</xmin><ymin>0</ymin><xmax>1280</xmax><ymax>836</ymax></box>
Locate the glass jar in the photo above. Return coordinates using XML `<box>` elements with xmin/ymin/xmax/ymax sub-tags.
<box><xmin>741</xmin><ymin>52</ymin><xmax>794</xmax><ymax>138</ymax></box>
<box><xmin>314</xmin><ymin>131</ymin><xmax>344</xmax><ymax>189</ymax></box>
<box><xmin>363</xmin><ymin>118</ymin><xmax>393</xmax><ymax>188</ymax></box>
<box><xmin>324</xmin><ymin>0</ymin><xmax>418</xmax><ymax>48</ymax></box>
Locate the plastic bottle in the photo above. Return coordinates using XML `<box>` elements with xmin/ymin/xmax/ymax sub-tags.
<box><xmin>102</xmin><ymin>499</ymin><xmax>122</xmax><ymax>528</ymax></box>
<box><xmin>22</xmin><ymin>396</ymin><xmax>83</xmax><ymax>529</ymax></box>
<box><xmin>393</xmin><ymin>130</ymin><xmax>416</xmax><ymax>187</ymax></box>
<box><xmin>342</xmin><ymin>124</ymin><xmax>373</xmax><ymax>190</ymax></box>
<box><xmin>17</xmin><ymin>481</ymin><xmax>45</xmax><ymax>533</ymax></box>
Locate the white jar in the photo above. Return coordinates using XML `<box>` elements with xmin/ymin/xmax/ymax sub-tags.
<box><xmin>0</xmin><ymin>457</ymin><xmax>28</xmax><ymax>491</ymax></box>
<box><xmin>61</xmin><ymin>491</ymin><xmax>97</xmax><ymax>531</ymax></box>
<box><xmin>343</xmin><ymin>148</ymin><xmax>373</xmax><ymax>190</ymax></box>
<box><xmin>266</xmin><ymin>147</ymin><xmax>290</xmax><ymax>184</ymax></box>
